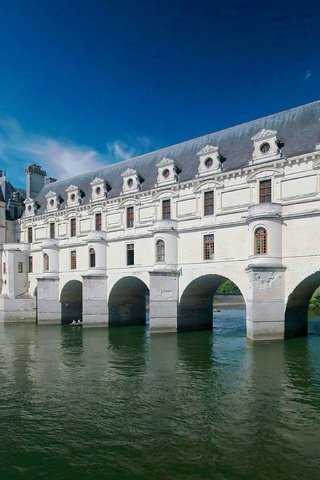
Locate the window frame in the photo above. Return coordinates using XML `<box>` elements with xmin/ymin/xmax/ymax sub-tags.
<box><xmin>43</xmin><ymin>253</ymin><xmax>49</xmax><ymax>271</ymax></box>
<box><xmin>155</xmin><ymin>239</ymin><xmax>165</xmax><ymax>263</ymax></box>
<box><xmin>126</xmin><ymin>206</ymin><xmax>134</xmax><ymax>229</ymax></box>
<box><xmin>18</xmin><ymin>262</ymin><xmax>23</xmax><ymax>273</ymax></box>
<box><xmin>28</xmin><ymin>256</ymin><xmax>33</xmax><ymax>273</ymax></box>
<box><xmin>49</xmin><ymin>222</ymin><xmax>55</xmax><ymax>239</ymax></box>
<box><xmin>259</xmin><ymin>179</ymin><xmax>272</xmax><ymax>204</ymax></box>
<box><xmin>126</xmin><ymin>243</ymin><xmax>134</xmax><ymax>266</ymax></box>
<box><xmin>95</xmin><ymin>212</ymin><xmax>102</xmax><ymax>231</ymax></box>
<box><xmin>70</xmin><ymin>250</ymin><xmax>77</xmax><ymax>270</ymax></box>
<box><xmin>204</xmin><ymin>190</ymin><xmax>214</xmax><ymax>216</ymax></box>
<box><xmin>27</xmin><ymin>227</ymin><xmax>33</xmax><ymax>243</ymax></box>
<box><xmin>162</xmin><ymin>199</ymin><xmax>171</xmax><ymax>220</ymax></box>
<box><xmin>89</xmin><ymin>247</ymin><xmax>96</xmax><ymax>268</ymax></box>
<box><xmin>254</xmin><ymin>227</ymin><xmax>267</xmax><ymax>255</ymax></box>
<box><xmin>70</xmin><ymin>218</ymin><xmax>76</xmax><ymax>237</ymax></box>
<box><xmin>203</xmin><ymin>233</ymin><xmax>215</xmax><ymax>260</ymax></box>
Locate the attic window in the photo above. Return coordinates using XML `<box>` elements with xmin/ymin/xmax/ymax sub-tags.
<box><xmin>50</xmin><ymin>199</ymin><xmax>54</xmax><ymax>206</ymax></box>
<box><xmin>205</xmin><ymin>157</ymin><xmax>213</xmax><ymax>168</ymax></box>
<box><xmin>70</xmin><ymin>193</ymin><xmax>76</xmax><ymax>201</ymax></box>
<box><xmin>127</xmin><ymin>178</ymin><xmax>133</xmax><ymax>187</ymax></box>
<box><xmin>162</xmin><ymin>169</ymin><xmax>170</xmax><ymax>178</ymax></box>
<box><xmin>27</xmin><ymin>205</ymin><xmax>32</xmax><ymax>212</ymax></box>
<box><xmin>260</xmin><ymin>142</ymin><xmax>270</xmax><ymax>154</ymax></box>
<box><xmin>95</xmin><ymin>186</ymin><xmax>101</xmax><ymax>195</ymax></box>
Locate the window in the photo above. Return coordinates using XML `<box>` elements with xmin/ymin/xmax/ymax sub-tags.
<box><xmin>3</xmin><ymin>262</ymin><xmax>6</xmax><ymax>274</ymax></box>
<box><xmin>70</xmin><ymin>218</ymin><xmax>76</xmax><ymax>237</ymax></box>
<box><xmin>43</xmin><ymin>253</ymin><xmax>49</xmax><ymax>271</ymax></box>
<box><xmin>18</xmin><ymin>262</ymin><xmax>23</xmax><ymax>273</ymax></box>
<box><xmin>14</xmin><ymin>206</ymin><xmax>18</xmax><ymax>218</ymax></box>
<box><xmin>28</xmin><ymin>256</ymin><xmax>33</xmax><ymax>273</ymax></box>
<box><xmin>254</xmin><ymin>228</ymin><xmax>267</xmax><ymax>255</ymax></box>
<box><xmin>127</xmin><ymin>206</ymin><xmax>134</xmax><ymax>228</ymax></box>
<box><xmin>71</xmin><ymin>250</ymin><xmax>77</xmax><ymax>269</ymax></box>
<box><xmin>89</xmin><ymin>248</ymin><xmax>96</xmax><ymax>268</ymax></box>
<box><xmin>156</xmin><ymin>239</ymin><xmax>165</xmax><ymax>262</ymax></box>
<box><xmin>204</xmin><ymin>191</ymin><xmax>214</xmax><ymax>216</ymax></box>
<box><xmin>50</xmin><ymin>222</ymin><xmax>55</xmax><ymax>239</ymax></box>
<box><xmin>203</xmin><ymin>234</ymin><xmax>215</xmax><ymax>260</ymax></box>
<box><xmin>95</xmin><ymin>213</ymin><xmax>102</xmax><ymax>231</ymax></box>
<box><xmin>162</xmin><ymin>199</ymin><xmax>171</xmax><ymax>220</ymax></box>
<box><xmin>259</xmin><ymin>179</ymin><xmax>271</xmax><ymax>203</ymax></box>
<box><xmin>127</xmin><ymin>243</ymin><xmax>134</xmax><ymax>265</ymax></box>
<box><xmin>27</xmin><ymin>227</ymin><xmax>33</xmax><ymax>243</ymax></box>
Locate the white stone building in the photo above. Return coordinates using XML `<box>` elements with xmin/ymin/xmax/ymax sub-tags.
<box><xmin>1</xmin><ymin>101</ymin><xmax>320</xmax><ymax>341</ymax></box>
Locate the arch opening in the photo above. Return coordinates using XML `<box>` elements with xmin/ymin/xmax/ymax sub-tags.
<box><xmin>60</xmin><ymin>280</ymin><xmax>83</xmax><ymax>325</ymax></box>
<box><xmin>108</xmin><ymin>276</ymin><xmax>149</xmax><ymax>327</ymax></box>
<box><xmin>178</xmin><ymin>275</ymin><xmax>245</xmax><ymax>333</ymax></box>
<box><xmin>285</xmin><ymin>272</ymin><xmax>320</xmax><ymax>338</ymax></box>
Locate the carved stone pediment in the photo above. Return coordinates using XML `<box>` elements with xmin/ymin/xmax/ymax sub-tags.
<box><xmin>66</xmin><ymin>184</ymin><xmax>78</xmax><ymax>192</ymax></box>
<box><xmin>251</xmin><ymin>129</ymin><xmax>278</xmax><ymax>141</ymax></box>
<box><xmin>197</xmin><ymin>144</ymin><xmax>219</xmax><ymax>156</ymax></box>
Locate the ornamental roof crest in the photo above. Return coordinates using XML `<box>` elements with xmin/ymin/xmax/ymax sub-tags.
<box><xmin>45</xmin><ymin>190</ymin><xmax>56</xmax><ymax>198</ymax></box>
<box><xmin>251</xmin><ymin>129</ymin><xmax>277</xmax><ymax>141</ymax></box>
<box><xmin>121</xmin><ymin>168</ymin><xmax>136</xmax><ymax>177</ymax></box>
<box><xmin>65</xmin><ymin>184</ymin><xmax>78</xmax><ymax>192</ymax></box>
<box><xmin>156</xmin><ymin>157</ymin><xmax>175</xmax><ymax>167</ymax></box>
<box><xmin>197</xmin><ymin>144</ymin><xmax>219</xmax><ymax>156</ymax></box>
<box><xmin>90</xmin><ymin>177</ymin><xmax>104</xmax><ymax>186</ymax></box>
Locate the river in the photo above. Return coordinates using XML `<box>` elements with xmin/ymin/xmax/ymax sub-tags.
<box><xmin>0</xmin><ymin>309</ymin><xmax>319</xmax><ymax>479</ymax></box>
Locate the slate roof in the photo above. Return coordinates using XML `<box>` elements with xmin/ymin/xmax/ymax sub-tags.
<box><xmin>34</xmin><ymin>101</ymin><xmax>320</xmax><ymax>215</ymax></box>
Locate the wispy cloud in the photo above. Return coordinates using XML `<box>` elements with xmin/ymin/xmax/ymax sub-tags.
<box><xmin>0</xmin><ymin>119</ymin><xmax>104</xmax><ymax>184</ymax></box>
<box><xmin>304</xmin><ymin>69</ymin><xmax>312</xmax><ymax>80</ymax></box>
<box><xmin>106</xmin><ymin>135</ymin><xmax>152</xmax><ymax>162</ymax></box>
<box><xmin>0</xmin><ymin>119</ymin><xmax>153</xmax><ymax>188</ymax></box>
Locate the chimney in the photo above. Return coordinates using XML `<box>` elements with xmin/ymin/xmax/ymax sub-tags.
<box><xmin>25</xmin><ymin>164</ymin><xmax>47</xmax><ymax>198</ymax></box>
<box><xmin>44</xmin><ymin>177</ymin><xmax>57</xmax><ymax>186</ymax></box>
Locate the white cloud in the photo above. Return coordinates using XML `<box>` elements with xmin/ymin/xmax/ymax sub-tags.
<box><xmin>106</xmin><ymin>135</ymin><xmax>152</xmax><ymax>162</ymax></box>
<box><xmin>304</xmin><ymin>70</ymin><xmax>312</xmax><ymax>80</ymax></box>
<box><xmin>0</xmin><ymin>118</ymin><xmax>104</xmax><ymax>183</ymax></box>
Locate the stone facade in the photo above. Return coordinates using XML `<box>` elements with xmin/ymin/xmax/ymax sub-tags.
<box><xmin>1</xmin><ymin>102</ymin><xmax>320</xmax><ymax>340</ymax></box>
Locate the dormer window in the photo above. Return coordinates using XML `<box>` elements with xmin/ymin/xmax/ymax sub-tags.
<box><xmin>196</xmin><ymin>145</ymin><xmax>223</xmax><ymax>177</ymax></box>
<box><xmin>250</xmin><ymin>129</ymin><xmax>282</xmax><ymax>165</ymax></box>
<box><xmin>66</xmin><ymin>184</ymin><xmax>81</xmax><ymax>207</ymax></box>
<box><xmin>156</xmin><ymin>158</ymin><xmax>179</xmax><ymax>186</ymax></box>
<box><xmin>90</xmin><ymin>177</ymin><xmax>108</xmax><ymax>202</ymax></box>
<box><xmin>45</xmin><ymin>190</ymin><xmax>59</xmax><ymax>211</ymax></box>
<box><xmin>24</xmin><ymin>198</ymin><xmax>37</xmax><ymax>217</ymax></box>
<box><xmin>121</xmin><ymin>168</ymin><xmax>143</xmax><ymax>195</ymax></box>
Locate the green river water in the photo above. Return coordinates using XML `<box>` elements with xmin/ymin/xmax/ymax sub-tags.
<box><xmin>0</xmin><ymin>309</ymin><xmax>320</xmax><ymax>480</ymax></box>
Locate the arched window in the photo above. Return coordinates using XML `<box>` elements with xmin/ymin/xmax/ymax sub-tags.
<box><xmin>156</xmin><ymin>239</ymin><xmax>165</xmax><ymax>263</ymax></box>
<box><xmin>254</xmin><ymin>227</ymin><xmax>267</xmax><ymax>255</ymax></box>
<box><xmin>89</xmin><ymin>248</ymin><xmax>96</xmax><ymax>268</ymax></box>
<box><xmin>43</xmin><ymin>253</ymin><xmax>49</xmax><ymax>271</ymax></box>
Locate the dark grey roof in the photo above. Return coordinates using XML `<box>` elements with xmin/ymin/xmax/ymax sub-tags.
<box><xmin>34</xmin><ymin>101</ymin><xmax>320</xmax><ymax>215</ymax></box>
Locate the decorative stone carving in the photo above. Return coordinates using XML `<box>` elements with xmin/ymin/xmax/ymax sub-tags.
<box><xmin>90</xmin><ymin>177</ymin><xmax>108</xmax><ymax>201</ymax></box>
<box><xmin>196</xmin><ymin>144</ymin><xmax>223</xmax><ymax>177</ymax></box>
<box><xmin>24</xmin><ymin>198</ymin><xmax>37</xmax><ymax>217</ymax></box>
<box><xmin>66</xmin><ymin>184</ymin><xmax>81</xmax><ymax>206</ymax></box>
<box><xmin>250</xmin><ymin>129</ymin><xmax>282</xmax><ymax>165</ymax></box>
<box><xmin>45</xmin><ymin>190</ymin><xmax>59</xmax><ymax>211</ymax></box>
<box><xmin>156</xmin><ymin>158</ymin><xmax>179</xmax><ymax>185</ymax></box>
<box><xmin>121</xmin><ymin>168</ymin><xmax>143</xmax><ymax>194</ymax></box>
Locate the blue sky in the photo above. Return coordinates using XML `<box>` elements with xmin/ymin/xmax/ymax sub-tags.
<box><xmin>1</xmin><ymin>0</ymin><xmax>320</xmax><ymax>187</ymax></box>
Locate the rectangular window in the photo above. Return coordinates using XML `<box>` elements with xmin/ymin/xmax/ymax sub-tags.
<box><xmin>3</xmin><ymin>262</ymin><xmax>6</xmax><ymax>274</ymax></box>
<box><xmin>95</xmin><ymin>213</ymin><xmax>102</xmax><ymax>231</ymax></box>
<box><xmin>203</xmin><ymin>234</ymin><xmax>215</xmax><ymax>260</ymax></box>
<box><xmin>162</xmin><ymin>199</ymin><xmax>171</xmax><ymax>220</ymax></box>
<box><xmin>18</xmin><ymin>262</ymin><xmax>23</xmax><ymax>273</ymax></box>
<box><xmin>127</xmin><ymin>206</ymin><xmax>134</xmax><ymax>228</ymax></box>
<box><xmin>28</xmin><ymin>256</ymin><xmax>33</xmax><ymax>273</ymax></box>
<box><xmin>204</xmin><ymin>191</ymin><xmax>214</xmax><ymax>216</ymax></box>
<box><xmin>27</xmin><ymin>227</ymin><xmax>33</xmax><ymax>243</ymax></box>
<box><xmin>127</xmin><ymin>243</ymin><xmax>134</xmax><ymax>265</ymax></box>
<box><xmin>70</xmin><ymin>218</ymin><xmax>76</xmax><ymax>237</ymax></box>
<box><xmin>70</xmin><ymin>250</ymin><xmax>77</xmax><ymax>270</ymax></box>
<box><xmin>14</xmin><ymin>206</ymin><xmax>18</xmax><ymax>218</ymax></box>
<box><xmin>259</xmin><ymin>179</ymin><xmax>271</xmax><ymax>203</ymax></box>
<box><xmin>49</xmin><ymin>222</ymin><xmax>55</xmax><ymax>239</ymax></box>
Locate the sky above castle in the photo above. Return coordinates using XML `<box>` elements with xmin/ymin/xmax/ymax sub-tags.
<box><xmin>0</xmin><ymin>0</ymin><xmax>320</xmax><ymax>188</ymax></box>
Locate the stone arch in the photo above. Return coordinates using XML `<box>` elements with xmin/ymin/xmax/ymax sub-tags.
<box><xmin>178</xmin><ymin>274</ymin><xmax>246</xmax><ymax>332</ymax></box>
<box><xmin>285</xmin><ymin>271</ymin><xmax>320</xmax><ymax>338</ymax></box>
<box><xmin>60</xmin><ymin>280</ymin><xmax>83</xmax><ymax>324</ymax></box>
<box><xmin>108</xmin><ymin>276</ymin><xmax>149</xmax><ymax>327</ymax></box>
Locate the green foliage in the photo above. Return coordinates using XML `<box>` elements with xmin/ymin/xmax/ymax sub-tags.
<box><xmin>310</xmin><ymin>288</ymin><xmax>320</xmax><ymax>312</ymax></box>
<box><xmin>216</xmin><ymin>280</ymin><xmax>241</xmax><ymax>295</ymax></box>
